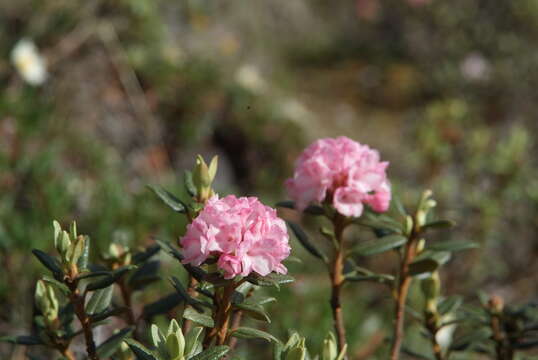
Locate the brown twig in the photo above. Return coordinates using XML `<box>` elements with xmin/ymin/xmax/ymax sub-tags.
<box><xmin>489</xmin><ymin>296</ymin><xmax>513</xmax><ymax>360</ymax></box>
<box><xmin>203</xmin><ymin>282</ymin><xmax>237</xmax><ymax>348</ymax></box>
<box><xmin>67</xmin><ymin>281</ymin><xmax>99</xmax><ymax>360</ymax></box>
<box><xmin>390</xmin><ymin>232</ymin><xmax>418</xmax><ymax>360</ymax></box>
<box><xmin>331</xmin><ymin>214</ymin><xmax>347</xmax><ymax>353</ymax></box>
<box><xmin>182</xmin><ymin>276</ymin><xmax>198</xmax><ymax>334</ymax></box>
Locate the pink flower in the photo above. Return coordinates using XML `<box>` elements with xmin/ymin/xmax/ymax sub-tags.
<box><xmin>180</xmin><ymin>195</ymin><xmax>290</xmax><ymax>279</ymax></box>
<box><xmin>286</xmin><ymin>136</ymin><xmax>391</xmax><ymax>217</ymax></box>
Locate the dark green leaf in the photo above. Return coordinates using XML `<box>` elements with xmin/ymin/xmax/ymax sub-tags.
<box><xmin>408</xmin><ymin>251</ymin><xmax>451</xmax><ymax>276</ymax></box>
<box><xmin>288</xmin><ymin>222</ymin><xmax>327</xmax><ymax>262</ymax></box>
<box><xmin>157</xmin><ymin>240</ymin><xmax>184</xmax><ymax>261</ymax></box>
<box><xmin>449</xmin><ymin>328</ymin><xmax>492</xmax><ymax>351</ymax></box>
<box><xmin>77</xmin><ymin>271</ymin><xmax>111</xmax><ymax>280</ymax></box>
<box><xmin>32</xmin><ymin>249</ymin><xmax>62</xmax><ymax>277</ymax></box>
<box><xmin>0</xmin><ymin>335</ymin><xmax>43</xmax><ymax>345</ymax></box>
<box><xmin>229</xmin><ymin>327</ymin><xmax>280</xmax><ymax>343</ymax></box>
<box><xmin>170</xmin><ymin>276</ymin><xmax>205</xmax><ymax>312</ymax></box>
<box><xmin>147</xmin><ymin>185</ymin><xmax>186</xmax><ymax>213</ymax></box>
<box><xmin>429</xmin><ymin>241</ymin><xmax>479</xmax><ymax>253</ymax></box>
<box><xmin>125</xmin><ymin>339</ymin><xmax>158</xmax><ymax>360</ymax></box>
<box><xmin>183</xmin><ymin>307</ymin><xmax>214</xmax><ymax>328</ymax></box>
<box><xmin>353</xmin><ymin>215</ymin><xmax>403</xmax><ymax>235</ymax></box>
<box><xmin>422</xmin><ymin>220</ymin><xmax>455</xmax><ymax>231</ymax></box>
<box><xmin>132</xmin><ymin>244</ymin><xmax>161</xmax><ymax>265</ymax></box>
<box><xmin>142</xmin><ymin>293</ymin><xmax>183</xmax><ymax>319</ymax></box>
<box><xmin>190</xmin><ymin>345</ymin><xmax>230</xmax><ymax>360</ymax></box>
<box><xmin>86</xmin><ymin>266</ymin><xmax>132</xmax><ymax>291</ymax></box>
<box><xmin>184</xmin><ymin>170</ymin><xmax>198</xmax><ymax>197</ymax></box>
<box><xmin>97</xmin><ymin>327</ymin><xmax>133</xmax><ymax>358</ymax></box>
<box><xmin>352</xmin><ymin>234</ymin><xmax>407</xmax><ymax>256</ymax></box>
<box><xmin>345</xmin><ymin>274</ymin><xmax>394</xmax><ymax>284</ymax></box>
<box><xmin>128</xmin><ymin>261</ymin><xmax>160</xmax><ymax>291</ymax></box>
<box><xmin>90</xmin><ymin>307</ymin><xmax>128</xmax><ymax>323</ymax></box>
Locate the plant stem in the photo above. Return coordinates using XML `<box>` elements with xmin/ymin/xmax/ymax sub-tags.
<box><xmin>331</xmin><ymin>214</ymin><xmax>347</xmax><ymax>353</ymax></box>
<box><xmin>61</xmin><ymin>348</ymin><xmax>76</xmax><ymax>360</ymax></box>
<box><xmin>390</xmin><ymin>235</ymin><xmax>417</xmax><ymax>360</ymax></box>
<box><xmin>489</xmin><ymin>297</ymin><xmax>513</xmax><ymax>360</ymax></box>
<box><xmin>67</xmin><ymin>281</ymin><xmax>99</xmax><ymax>360</ymax></box>
<box><xmin>203</xmin><ymin>282</ymin><xmax>236</xmax><ymax>347</ymax></box>
<box><xmin>182</xmin><ymin>276</ymin><xmax>198</xmax><ymax>334</ymax></box>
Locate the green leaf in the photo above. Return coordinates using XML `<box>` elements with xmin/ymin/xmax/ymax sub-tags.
<box><xmin>190</xmin><ymin>345</ymin><xmax>229</xmax><ymax>360</ymax></box>
<box><xmin>246</xmin><ymin>273</ymin><xmax>294</xmax><ymax>289</ymax></box>
<box><xmin>125</xmin><ymin>339</ymin><xmax>158</xmax><ymax>360</ymax></box>
<box><xmin>229</xmin><ymin>327</ymin><xmax>280</xmax><ymax>344</ymax></box>
<box><xmin>32</xmin><ymin>249</ymin><xmax>62</xmax><ymax>277</ymax></box>
<box><xmin>409</xmin><ymin>251</ymin><xmax>451</xmax><ymax>276</ymax></box>
<box><xmin>421</xmin><ymin>220</ymin><xmax>455</xmax><ymax>231</ymax></box>
<box><xmin>183</xmin><ymin>307</ymin><xmax>214</xmax><ymax>328</ymax></box>
<box><xmin>353</xmin><ymin>215</ymin><xmax>403</xmax><ymax>235</ymax></box>
<box><xmin>428</xmin><ymin>241</ymin><xmax>479</xmax><ymax>253</ymax></box>
<box><xmin>345</xmin><ymin>274</ymin><xmax>394</xmax><ymax>285</ymax></box>
<box><xmin>41</xmin><ymin>276</ymin><xmax>70</xmax><ymax>295</ymax></box>
<box><xmin>0</xmin><ymin>335</ymin><xmax>43</xmax><ymax>345</ymax></box>
<box><xmin>438</xmin><ymin>295</ymin><xmax>463</xmax><ymax>315</ymax></box>
<box><xmin>184</xmin><ymin>326</ymin><xmax>204</xmax><ymax>358</ymax></box>
<box><xmin>288</xmin><ymin>222</ymin><xmax>327</xmax><ymax>262</ymax></box>
<box><xmin>170</xmin><ymin>276</ymin><xmax>206</xmax><ymax>312</ymax></box>
<box><xmin>132</xmin><ymin>244</ymin><xmax>161</xmax><ymax>265</ymax></box>
<box><xmin>90</xmin><ymin>307</ymin><xmax>128</xmax><ymax>322</ymax></box>
<box><xmin>128</xmin><ymin>261</ymin><xmax>160</xmax><ymax>291</ymax></box>
<box><xmin>276</xmin><ymin>201</ymin><xmax>324</xmax><ymax>216</ymax></box>
<box><xmin>147</xmin><ymin>185</ymin><xmax>186</xmax><ymax>213</ymax></box>
<box><xmin>351</xmin><ymin>234</ymin><xmax>407</xmax><ymax>256</ymax></box>
<box><xmin>142</xmin><ymin>293</ymin><xmax>184</xmax><ymax>319</ymax></box>
<box><xmin>97</xmin><ymin>327</ymin><xmax>133</xmax><ymax>358</ymax></box>
<box><xmin>77</xmin><ymin>270</ymin><xmax>111</xmax><ymax>280</ymax></box>
<box><xmin>77</xmin><ymin>235</ymin><xmax>90</xmax><ymax>271</ymax></box>
<box><xmin>234</xmin><ymin>303</ymin><xmax>271</xmax><ymax>323</ymax></box>
<box><xmin>184</xmin><ymin>170</ymin><xmax>198</xmax><ymax>197</ymax></box>
<box><xmin>86</xmin><ymin>285</ymin><xmax>114</xmax><ymax>315</ymax></box>
<box><xmin>449</xmin><ymin>328</ymin><xmax>492</xmax><ymax>351</ymax></box>
<box><xmin>86</xmin><ymin>266</ymin><xmax>132</xmax><ymax>291</ymax></box>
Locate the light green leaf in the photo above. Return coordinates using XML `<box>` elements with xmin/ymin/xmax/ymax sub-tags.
<box><xmin>86</xmin><ymin>285</ymin><xmax>114</xmax><ymax>315</ymax></box>
<box><xmin>229</xmin><ymin>327</ymin><xmax>280</xmax><ymax>344</ymax></box>
<box><xmin>183</xmin><ymin>307</ymin><xmax>214</xmax><ymax>328</ymax></box>
<box><xmin>429</xmin><ymin>241</ymin><xmax>479</xmax><ymax>253</ymax></box>
<box><xmin>189</xmin><ymin>345</ymin><xmax>229</xmax><ymax>360</ymax></box>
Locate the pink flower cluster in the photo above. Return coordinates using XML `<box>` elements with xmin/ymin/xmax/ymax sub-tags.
<box><xmin>285</xmin><ymin>136</ymin><xmax>391</xmax><ymax>217</ymax></box>
<box><xmin>180</xmin><ymin>195</ymin><xmax>290</xmax><ymax>279</ymax></box>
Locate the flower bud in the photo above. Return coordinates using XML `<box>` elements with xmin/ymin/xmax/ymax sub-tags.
<box><xmin>166</xmin><ymin>319</ymin><xmax>185</xmax><ymax>360</ymax></box>
<box><xmin>322</xmin><ymin>332</ymin><xmax>337</xmax><ymax>360</ymax></box>
<box><xmin>35</xmin><ymin>280</ymin><xmax>59</xmax><ymax>326</ymax></box>
<box><xmin>192</xmin><ymin>155</ymin><xmax>218</xmax><ymax>203</ymax></box>
<box><xmin>286</xmin><ymin>337</ymin><xmax>306</xmax><ymax>360</ymax></box>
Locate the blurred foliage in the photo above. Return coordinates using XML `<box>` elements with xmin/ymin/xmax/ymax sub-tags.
<box><xmin>1</xmin><ymin>0</ymin><xmax>538</xmax><ymax>359</ymax></box>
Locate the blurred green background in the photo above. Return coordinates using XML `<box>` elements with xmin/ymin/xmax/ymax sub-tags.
<box><xmin>1</xmin><ymin>0</ymin><xmax>537</xmax><ymax>359</ymax></box>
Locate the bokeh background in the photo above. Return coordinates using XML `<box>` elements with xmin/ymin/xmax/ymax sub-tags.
<box><xmin>1</xmin><ymin>0</ymin><xmax>537</xmax><ymax>359</ymax></box>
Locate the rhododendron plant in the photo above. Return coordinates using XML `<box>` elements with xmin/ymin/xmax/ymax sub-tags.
<box><xmin>181</xmin><ymin>195</ymin><xmax>290</xmax><ymax>279</ymax></box>
<box><xmin>7</xmin><ymin>150</ymin><xmax>532</xmax><ymax>360</ymax></box>
<box><xmin>285</xmin><ymin>136</ymin><xmax>391</xmax><ymax>217</ymax></box>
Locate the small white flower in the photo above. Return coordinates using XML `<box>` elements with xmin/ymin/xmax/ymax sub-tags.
<box><xmin>279</xmin><ymin>99</ymin><xmax>312</xmax><ymax>126</ymax></box>
<box><xmin>11</xmin><ymin>39</ymin><xmax>48</xmax><ymax>86</ymax></box>
<box><xmin>436</xmin><ymin>313</ymin><xmax>457</xmax><ymax>351</ymax></box>
<box><xmin>235</xmin><ymin>64</ymin><xmax>267</xmax><ymax>94</ymax></box>
<box><xmin>460</xmin><ymin>52</ymin><xmax>490</xmax><ymax>82</ymax></box>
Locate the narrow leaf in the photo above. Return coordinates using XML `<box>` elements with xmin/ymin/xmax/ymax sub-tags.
<box><xmin>429</xmin><ymin>241</ymin><xmax>479</xmax><ymax>253</ymax></box>
<box><xmin>288</xmin><ymin>222</ymin><xmax>327</xmax><ymax>262</ymax></box>
<box><xmin>147</xmin><ymin>185</ymin><xmax>186</xmax><ymax>213</ymax></box>
<box><xmin>86</xmin><ymin>285</ymin><xmax>114</xmax><ymax>315</ymax></box>
<box><xmin>230</xmin><ymin>327</ymin><xmax>280</xmax><ymax>343</ymax></box>
<box><xmin>190</xmin><ymin>345</ymin><xmax>229</xmax><ymax>360</ymax></box>
<box><xmin>86</xmin><ymin>266</ymin><xmax>132</xmax><ymax>291</ymax></box>
<box><xmin>125</xmin><ymin>339</ymin><xmax>158</xmax><ymax>360</ymax></box>
<box><xmin>183</xmin><ymin>307</ymin><xmax>214</xmax><ymax>328</ymax></box>
<box><xmin>352</xmin><ymin>234</ymin><xmax>407</xmax><ymax>256</ymax></box>
<box><xmin>142</xmin><ymin>293</ymin><xmax>183</xmax><ymax>319</ymax></box>
<box><xmin>32</xmin><ymin>249</ymin><xmax>62</xmax><ymax>277</ymax></box>
<box><xmin>234</xmin><ymin>303</ymin><xmax>271</xmax><ymax>323</ymax></box>
<box><xmin>132</xmin><ymin>244</ymin><xmax>161</xmax><ymax>265</ymax></box>
<box><xmin>97</xmin><ymin>327</ymin><xmax>133</xmax><ymax>358</ymax></box>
